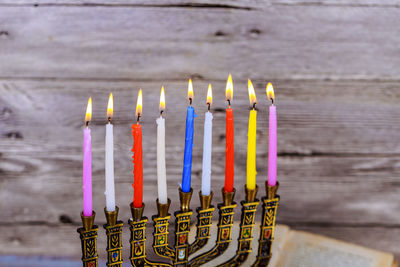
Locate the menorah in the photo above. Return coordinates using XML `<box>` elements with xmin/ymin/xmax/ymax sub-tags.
<box><xmin>77</xmin><ymin>182</ymin><xmax>279</xmax><ymax>267</ymax></box>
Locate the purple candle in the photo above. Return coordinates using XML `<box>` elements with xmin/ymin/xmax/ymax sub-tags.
<box><xmin>267</xmin><ymin>83</ymin><xmax>277</xmax><ymax>186</ymax></box>
<box><xmin>83</xmin><ymin>97</ymin><xmax>93</xmax><ymax>217</ymax></box>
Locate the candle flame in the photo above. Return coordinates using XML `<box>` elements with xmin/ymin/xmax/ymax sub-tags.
<box><xmin>187</xmin><ymin>79</ymin><xmax>194</xmax><ymax>102</ymax></box>
<box><xmin>225</xmin><ymin>74</ymin><xmax>233</xmax><ymax>101</ymax></box>
<box><xmin>85</xmin><ymin>97</ymin><xmax>92</xmax><ymax>123</ymax></box>
<box><xmin>206</xmin><ymin>84</ymin><xmax>213</xmax><ymax>106</ymax></box>
<box><xmin>107</xmin><ymin>93</ymin><xmax>113</xmax><ymax>120</ymax></box>
<box><xmin>136</xmin><ymin>89</ymin><xmax>142</xmax><ymax>118</ymax></box>
<box><xmin>266</xmin><ymin>82</ymin><xmax>275</xmax><ymax>101</ymax></box>
<box><xmin>159</xmin><ymin>86</ymin><xmax>165</xmax><ymax>112</ymax></box>
<box><xmin>248</xmin><ymin>79</ymin><xmax>257</xmax><ymax>106</ymax></box>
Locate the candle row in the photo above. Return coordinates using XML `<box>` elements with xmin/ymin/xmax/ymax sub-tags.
<box><xmin>81</xmin><ymin>75</ymin><xmax>277</xmax><ymax>217</ymax></box>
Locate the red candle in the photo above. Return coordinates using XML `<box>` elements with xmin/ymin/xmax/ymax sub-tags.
<box><xmin>224</xmin><ymin>75</ymin><xmax>234</xmax><ymax>193</ymax></box>
<box><xmin>132</xmin><ymin>89</ymin><xmax>143</xmax><ymax>208</ymax></box>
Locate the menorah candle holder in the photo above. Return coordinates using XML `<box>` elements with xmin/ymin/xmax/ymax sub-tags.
<box><xmin>189</xmin><ymin>187</ymin><xmax>236</xmax><ymax>266</ymax></box>
<box><xmin>151</xmin><ymin>188</ymin><xmax>214</xmax><ymax>266</ymax></box>
<box><xmin>104</xmin><ymin>206</ymin><xmax>123</xmax><ymax>266</ymax></box>
<box><xmin>217</xmin><ymin>185</ymin><xmax>260</xmax><ymax>267</ymax></box>
<box><xmin>129</xmin><ymin>203</ymin><xmax>172</xmax><ymax>267</ymax></box>
<box><xmin>79</xmin><ymin>184</ymin><xmax>280</xmax><ymax>267</ymax></box>
<box><xmin>77</xmin><ymin>211</ymin><xmax>99</xmax><ymax>267</ymax></box>
<box><xmin>253</xmin><ymin>182</ymin><xmax>280</xmax><ymax>267</ymax></box>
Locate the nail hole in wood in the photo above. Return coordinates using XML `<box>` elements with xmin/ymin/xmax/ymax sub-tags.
<box><xmin>249</xmin><ymin>28</ymin><xmax>261</xmax><ymax>36</ymax></box>
<box><xmin>5</xmin><ymin>132</ymin><xmax>23</xmax><ymax>139</ymax></box>
<box><xmin>59</xmin><ymin>214</ymin><xmax>73</xmax><ymax>224</ymax></box>
<box><xmin>190</xmin><ymin>73</ymin><xmax>204</xmax><ymax>80</ymax></box>
<box><xmin>0</xmin><ymin>31</ymin><xmax>9</xmax><ymax>39</ymax></box>
<box><xmin>214</xmin><ymin>30</ymin><xmax>226</xmax><ymax>37</ymax></box>
<box><xmin>1</xmin><ymin>107</ymin><xmax>12</xmax><ymax>115</ymax></box>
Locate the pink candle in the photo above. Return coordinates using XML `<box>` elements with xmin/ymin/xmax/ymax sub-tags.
<box><xmin>267</xmin><ymin>83</ymin><xmax>277</xmax><ymax>186</ymax></box>
<box><xmin>83</xmin><ymin>98</ymin><xmax>93</xmax><ymax>217</ymax></box>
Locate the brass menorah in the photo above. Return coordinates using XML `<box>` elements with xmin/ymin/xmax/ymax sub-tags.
<box><xmin>77</xmin><ymin>182</ymin><xmax>279</xmax><ymax>267</ymax></box>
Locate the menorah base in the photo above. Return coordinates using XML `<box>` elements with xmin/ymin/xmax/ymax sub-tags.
<box><xmin>78</xmin><ymin>185</ymin><xmax>280</xmax><ymax>267</ymax></box>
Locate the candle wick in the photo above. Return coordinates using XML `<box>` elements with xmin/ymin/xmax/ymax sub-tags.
<box><xmin>227</xmin><ymin>99</ymin><xmax>231</xmax><ymax>108</ymax></box>
<box><xmin>108</xmin><ymin>117</ymin><xmax>111</xmax><ymax>123</ymax></box>
<box><xmin>85</xmin><ymin>121</ymin><xmax>89</xmax><ymax>127</ymax></box>
<box><xmin>160</xmin><ymin>110</ymin><xmax>164</xmax><ymax>116</ymax></box>
<box><xmin>137</xmin><ymin>115</ymin><xmax>141</xmax><ymax>123</ymax></box>
<box><xmin>252</xmin><ymin>103</ymin><xmax>256</xmax><ymax>110</ymax></box>
<box><xmin>271</xmin><ymin>98</ymin><xmax>274</xmax><ymax>105</ymax></box>
<box><xmin>189</xmin><ymin>98</ymin><xmax>192</xmax><ymax>106</ymax></box>
<box><xmin>207</xmin><ymin>103</ymin><xmax>211</xmax><ymax>111</ymax></box>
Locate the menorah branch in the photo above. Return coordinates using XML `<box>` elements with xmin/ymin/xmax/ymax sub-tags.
<box><xmin>104</xmin><ymin>207</ymin><xmax>123</xmax><ymax>267</ymax></box>
<box><xmin>153</xmin><ymin>199</ymin><xmax>176</xmax><ymax>261</ymax></box>
<box><xmin>218</xmin><ymin>185</ymin><xmax>259</xmax><ymax>267</ymax></box>
<box><xmin>129</xmin><ymin>203</ymin><xmax>172</xmax><ymax>267</ymax></box>
<box><xmin>78</xmin><ymin>211</ymin><xmax>99</xmax><ymax>267</ymax></box>
<box><xmin>189</xmin><ymin>191</ymin><xmax>214</xmax><ymax>255</ymax></box>
<box><xmin>253</xmin><ymin>182</ymin><xmax>280</xmax><ymax>267</ymax></box>
<box><xmin>189</xmin><ymin>188</ymin><xmax>237</xmax><ymax>267</ymax></box>
<box><xmin>78</xmin><ymin>185</ymin><xmax>280</xmax><ymax>267</ymax></box>
<box><xmin>173</xmin><ymin>188</ymin><xmax>193</xmax><ymax>266</ymax></box>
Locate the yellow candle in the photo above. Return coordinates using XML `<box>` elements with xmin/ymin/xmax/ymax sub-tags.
<box><xmin>247</xmin><ymin>79</ymin><xmax>258</xmax><ymax>190</ymax></box>
<box><xmin>247</xmin><ymin>109</ymin><xmax>257</xmax><ymax>189</ymax></box>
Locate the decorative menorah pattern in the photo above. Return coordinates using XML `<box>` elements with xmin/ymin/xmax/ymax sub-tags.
<box><xmin>104</xmin><ymin>207</ymin><xmax>123</xmax><ymax>267</ymax></box>
<box><xmin>78</xmin><ymin>212</ymin><xmax>98</xmax><ymax>267</ymax></box>
<box><xmin>78</xmin><ymin>183</ymin><xmax>279</xmax><ymax>267</ymax></box>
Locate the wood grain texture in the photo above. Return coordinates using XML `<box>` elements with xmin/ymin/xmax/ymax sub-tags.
<box><xmin>0</xmin><ymin>0</ymin><xmax>399</xmax><ymax>261</ymax></box>
<box><xmin>0</xmin><ymin>78</ymin><xmax>399</xmax><ymax>226</ymax></box>
<box><xmin>0</xmin><ymin>0</ymin><xmax>399</xmax><ymax>6</ymax></box>
<box><xmin>0</xmin><ymin>3</ymin><xmax>399</xmax><ymax>80</ymax></box>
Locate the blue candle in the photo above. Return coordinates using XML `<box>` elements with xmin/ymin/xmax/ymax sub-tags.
<box><xmin>182</xmin><ymin>80</ymin><xmax>196</xmax><ymax>192</ymax></box>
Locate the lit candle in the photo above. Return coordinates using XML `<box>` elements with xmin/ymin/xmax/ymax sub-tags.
<box><xmin>181</xmin><ymin>79</ymin><xmax>197</xmax><ymax>193</ymax></box>
<box><xmin>224</xmin><ymin>74</ymin><xmax>234</xmax><ymax>193</ymax></box>
<box><xmin>105</xmin><ymin>93</ymin><xmax>115</xmax><ymax>212</ymax></box>
<box><xmin>83</xmin><ymin>97</ymin><xmax>93</xmax><ymax>217</ymax></box>
<box><xmin>201</xmin><ymin>84</ymin><xmax>213</xmax><ymax>196</ymax></box>
<box><xmin>132</xmin><ymin>89</ymin><xmax>143</xmax><ymax>208</ymax></box>
<box><xmin>267</xmin><ymin>83</ymin><xmax>277</xmax><ymax>186</ymax></box>
<box><xmin>247</xmin><ymin>79</ymin><xmax>257</xmax><ymax>190</ymax></box>
<box><xmin>157</xmin><ymin>86</ymin><xmax>168</xmax><ymax>204</ymax></box>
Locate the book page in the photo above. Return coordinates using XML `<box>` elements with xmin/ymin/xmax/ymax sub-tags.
<box><xmin>271</xmin><ymin>229</ymin><xmax>394</xmax><ymax>267</ymax></box>
<box><xmin>189</xmin><ymin>224</ymin><xmax>394</xmax><ymax>267</ymax></box>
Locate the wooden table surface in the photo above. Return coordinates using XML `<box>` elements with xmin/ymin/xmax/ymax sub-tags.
<box><xmin>0</xmin><ymin>0</ymin><xmax>399</xmax><ymax>263</ymax></box>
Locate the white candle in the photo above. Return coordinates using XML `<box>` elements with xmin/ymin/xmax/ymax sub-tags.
<box><xmin>105</xmin><ymin>93</ymin><xmax>116</xmax><ymax>212</ymax></box>
<box><xmin>201</xmin><ymin>84</ymin><xmax>213</xmax><ymax>196</ymax></box>
<box><xmin>157</xmin><ymin>86</ymin><xmax>168</xmax><ymax>204</ymax></box>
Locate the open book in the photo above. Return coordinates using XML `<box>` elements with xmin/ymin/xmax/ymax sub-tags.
<box><xmin>189</xmin><ymin>224</ymin><xmax>397</xmax><ymax>267</ymax></box>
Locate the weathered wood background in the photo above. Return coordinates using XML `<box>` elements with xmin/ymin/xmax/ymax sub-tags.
<box><xmin>0</xmin><ymin>0</ymin><xmax>400</xmax><ymax>263</ymax></box>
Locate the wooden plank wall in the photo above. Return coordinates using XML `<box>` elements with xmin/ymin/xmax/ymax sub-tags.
<box><xmin>0</xmin><ymin>0</ymin><xmax>399</xmax><ymax>261</ymax></box>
